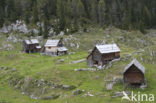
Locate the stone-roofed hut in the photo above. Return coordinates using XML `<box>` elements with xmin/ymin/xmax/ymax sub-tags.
<box><xmin>44</xmin><ymin>39</ymin><xmax>68</xmax><ymax>56</ymax></box>
<box><xmin>22</xmin><ymin>39</ymin><xmax>41</xmax><ymax>53</ymax></box>
<box><xmin>87</xmin><ymin>44</ymin><xmax>120</xmax><ymax>67</ymax></box>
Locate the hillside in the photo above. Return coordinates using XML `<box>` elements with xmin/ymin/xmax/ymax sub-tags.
<box><xmin>0</xmin><ymin>27</ymin><xmax>156</xmax><ymax>103</ymax></box>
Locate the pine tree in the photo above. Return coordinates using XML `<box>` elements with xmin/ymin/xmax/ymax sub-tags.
<box><xmin>43</xmin><ymin>17</ymin><xmax>49</xmax><ymax>39</ymax></box>
<box><xmin>0</xmin><ymin>0</ymin><xmax>5</xmax><ymax>27</ymax></box>
<box><xmin>57</xmin><ymin>0</ymin><xmax>66</xmax><ymax>31</ymax></box>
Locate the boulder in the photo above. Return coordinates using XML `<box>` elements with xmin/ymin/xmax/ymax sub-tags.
<box><xmin>112</xmin><ymin>91</ymin><xmax>131</xmax><ymax>98</ymax></box>
<box><xmin>106</xmin><ymin>83</ymin><xmax>113</xmax><ymax>90</ymax></box>
<box><xmin>70</xmin><ymin>43</ymin><xmax>75</xmax><ymax>47</ymax></box>
<box><xmin>11</xmin><ymin>68</ymin><xmax>16</xmax><ymax>72</ymax></box>
<box><xmin>42</xmin><ymin>94</ymin><xmax>59</xmax><ymax>100</ymax></box>
<box><xmin>7</xmin><ymin>35</ymin><xmax>18</xmax><ymax>43</ymax></box>
<box><xmin>57</xmin><ymin>59</ymin><xmax>65</xmax><ymax>64</ymax></box>
<box><xmin>70</xmin><ymin>59</ymin><xmax>86</xmax><ymax>64</ymax></box>
<box><xmin>72</xmin><ymin>89</ymin><xmax>82</xmax><ymax>95</ymax></box>
<box><xmin>30</xmin><ymin>94</ymin><xmax>39</xmax><ymax>100</ymax></box>
<box><xmin>62</xmin><ymin>85</ymin><xmax>76</xmax><ymax>90</ymax></box>
<box><xmin>74</xmin><ymin>68</ymin><xmax>96</xmax><ymax>71</ymax></box>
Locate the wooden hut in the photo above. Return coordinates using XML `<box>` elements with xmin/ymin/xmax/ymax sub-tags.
<box><xmin>123</xmin><ymin>59</ymin><xmax>146</xmax><ymax>86</ymax></box>
<box><xmin>44</xmin><ymin>39</ymin><xmax>68</xmax><ymax>56</ymax></box>
<box><xmin>22</xmin><ymin>39</ymin><xmax>41</xmax><ymax>53</ymax></box>
<box><xmin>87</xmin><ymin>44</ymin><xmax>120</xmax><ymax>67</ymax></box>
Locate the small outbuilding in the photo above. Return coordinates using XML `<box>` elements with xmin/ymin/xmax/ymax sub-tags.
<box><xmin>22</xmin><ymin>39</ymin><xmax>41</xmax><ymax>53</ymax></box>
<box><xmin>87</xmin><ymin>44</ymin><xmax>120</xmax><ymax>67</ymax></box>
<box><xmin>123</xmin><ymin>59</ymin><xmax>146</xmax><ymax>86</ymax></box>
<box><xmin>44</xmin><ymin>39</ymin><xmax>68</xmax><ymax>56</ymax></box>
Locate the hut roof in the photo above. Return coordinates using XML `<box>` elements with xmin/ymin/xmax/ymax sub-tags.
<box><xmin>31</xmin><ymin>39</ymin><xmax>39</xmax><ymax>44</ymax></box>
<box><xmin>24</xmin><ymin>40</ymin><xmax>31</xmax><ymax>44</ymax></box>
<box><xmin>57</xmin><ymin>47</ymin><xmax>68</xmax><ymax>52</ymax></box>
<box><xmin>45</xmin><ymin>40</ymin><xmax>60</xmax><ymax>47</ymax></box>
<box><xmin>123</xmin><ymin>59</ymin><xmax>146</xmax><ymax>74</ymax></box>
<box><xmin>96</xmin><ymin>44</ymin><xmax>120</xmax><ymax>54</ymax></box>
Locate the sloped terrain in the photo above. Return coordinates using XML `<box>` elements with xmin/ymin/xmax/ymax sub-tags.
<box><xmin>0</xmin><ymin>27</ymin><xmax>156</xmax><ymax>103</ymax></box>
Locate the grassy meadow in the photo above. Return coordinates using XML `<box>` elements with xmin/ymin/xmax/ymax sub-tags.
<box><xmin>0</xmin><ymin>27</ymin><xmax>156</xmax><ymax>103</ymax></box>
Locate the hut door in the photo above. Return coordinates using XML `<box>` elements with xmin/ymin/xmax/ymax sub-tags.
<box><xmin>94</xmin><ymin>61</ymin><xmax>98</xmax><ymax>65</ymax></box>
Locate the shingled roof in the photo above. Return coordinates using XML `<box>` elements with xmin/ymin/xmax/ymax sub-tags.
<box><xmin>57</xmin><ymin>47</ymin><xmax>68</xmax><ymax>52</ymax></box>
<box><xmin>31</xmin><ymin>39</ymin><xmax>39</xmax><ymax>44</ymax></box>
<box><xmin>24</xmin><ymin>39</ymin><xmax>39</xmax><ymax>44</ymax></box>
<box><xmin>123</xmin><ymin>59</ymin><xmax>146</xmax><ymax>74</ymax></box>
<box><xmin>45</xmin><ymin>40</ymin><xmax>60</xmax><ymax>47</ymax></box>
<box><xmin>96</xmin><ymin>44</ymin><xmax>120</xmax><ymax>54</ymax></box>
<box><xmin>24</xmin><ymin>40</ymin><xmax>31</xmax><ymax>44</ymax></box>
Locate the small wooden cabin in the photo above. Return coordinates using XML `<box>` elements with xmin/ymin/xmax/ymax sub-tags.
<box><xmin>44</xmin><ymin>39</ymin><xmax>68</xmax><ymax>56</ymax></box>
<box><xmin>22</xmin><ymin>39</ymin><xmax>41</xmax><ymax>53</ymax></box>
<box><xmin>87</xmin><ymin>44</ymin><xmax>120</xmax><ymax>66</ymax></box>
<box><xmin>123</xmin><ymin>59</ymin><xmax>146</xmax><ymax>86</ymax></box>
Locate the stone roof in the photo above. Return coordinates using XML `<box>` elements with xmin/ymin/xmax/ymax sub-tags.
<box><xmin>57</xmin><ymin>47</ymin><xmax>68</xmax><ymax>52</ymax></box>
<box><xmin>96</xmin><ymin>44</ymin><xmax>120</xmax><ymax>54</ymax></box>
<box><xmin>31</xmin><ymin>39</ymin><xmax>39</xmax><ymax>44</ymax></box>
<box><xmin>24</xmin><ymin>40</ymin><xmax>31</xmax><ymax>44</ymax></box>
<box><xmin>45</xmin><ymin>40</ymin><xmax>60</xmax><ymax>47</ymax></box>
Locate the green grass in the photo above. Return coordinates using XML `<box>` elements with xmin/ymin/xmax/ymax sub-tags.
<box><xmin>0</xmin><ymin>27</ymin><xmax>156</xmax><ymax>103</ymax></box>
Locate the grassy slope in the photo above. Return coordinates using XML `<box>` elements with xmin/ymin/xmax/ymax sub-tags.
<box><xmin>0</xmin><ymin>27</ymin><xmax>156</xmax><ymax>103</ymax></box>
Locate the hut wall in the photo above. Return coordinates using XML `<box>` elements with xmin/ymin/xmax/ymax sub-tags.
<box><xmin>124</xmin><ymin>65</ymin><xmax>144</xmax><ymax>85</ymax></box>
<box><xmin>92</xmin><ymin>49</ymin><xmax>101</xmax><ymax>61</ymax></box>
<box><xmin>87</xmin><ymin>55</ymin><xmax>93</xmax><ymax>67</ymax></box>
<box><xmin>58</xmin><ymin>41</ymin><xmax>63</xmax><ymax>47</ymax></box>
<box><xmin>101</xmin><ymin>53</ymin><xmax>115</xmax><ymax>61</ymax></box>
<box><xmin>115</xmin><ymin>52</ymin><xmax>120</xmax><ymax>58</ymax></box>
<box><xmin>45</xmin><ymin>46</ymin><xmax>57</xmax><ymax>53</ymax></box>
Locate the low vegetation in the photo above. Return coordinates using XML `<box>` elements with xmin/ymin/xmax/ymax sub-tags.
<box><xmin>0</xmin><ymin>27</ymin><xmax>156</xmax><ymax>103</ymax></box>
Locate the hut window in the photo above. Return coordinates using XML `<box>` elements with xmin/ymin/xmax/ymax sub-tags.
<box><xmin>48</xmin><ymin>47</ymin><xmax>51</xmax><ymax>49</ymax></box>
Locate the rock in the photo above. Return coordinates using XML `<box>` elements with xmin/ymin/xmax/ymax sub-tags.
<box><xmin>70</xmin><ymin>59</ymin><xmax>86</xmax><ymax>64</ymax></box>
<box><xmin>3</xmin><ymin>44</ymin><xmax>14</xmax><ymax>51</ymax></box>
<box><xmin>70</xmin><ymin>43</ymin><xmax>75</xmax><ymax>47</ymax></box>
<box><xmin>41</xmin><ymin>87</ymin><xmax>47</xmax><ymax>94</ymax></box>
<box><xmin>95</xmin><ymin>76</ymin><xmax>100</xmax><ymax>79</ymax></box>
<box><xmin>57</xmin><ymin>59</ymin><xmax>65</xmax><ymax>64</ymax></box>
<box><xmin>23</xmin><ymin>76</ymin><xmax>33</xmax><ymax>90</ymax></box>
<box><xmin>49</xmin><ymin>28</ymin><xmax>54</xmax><ymax>36</ymax></box>
<box><xmin>76</xmin><ymin>43</ymin><xmax>80</xmax><ymax>49</ymax></box>
<box><xmin>42</xmin><ymin>94</ymin><xmax>59</xmax><ymax>100</ymax></box>
<box><xmin>7</xmin><ymin>35</ymin><xmax>18</xmax><ymax>43</ymax></box>
<box><xmin>106</xmin><ymin>35</ymin><xmax>110</xmax><ymax>38</ymax></box>
<box><xmin>112</xmin><ymin>77</ymin><xmax>123</xmax><ymax>84</ymax></box>
<box><xmin>74</xmin><ymin>68</ymin><xmax>96</xmax><ymax>71</ymax></box>
<box><xmin>62</xmin><ymin>85</ymin><xmax>76</xmax><ymax>90</ymax></box>
<box><xmin>30</xmin><ymin>94</ymin><xmax>39</xmax><ymax>100</ymax></box>
<box><xmin>33</xmin><ymin>29</ymin><xmax>39</xmax><ymax>34</ymax></box>
<box><xmin>68</xmin><ymin>52</ymin><xmax>75</xmax><ymax>55</ymax></box>
<box><xmin>0</xmin><ymin>20</ymin><xmax>31</xmax><ymax>34</ymax></box>
<box><xmin>72</xmin><ymin>89</ymin><xmax>82</xmax><ymax>95</ymax></box>
<box><xmin>105</xmin><ymin>62</ymin><xmax>112</xmax><ymax>69</ymax></box>
<box><xmin>12</xmin><ymin>68</ymin><xmax>16</xmax><ymax>72</ymax></box>
<box><xmin>83</xmin><ymin>92</ymin><xmax>94</xmax><ymax>97</ymax></box>
<box><xmin>58</xmin><ymin>31</ymin><xmax>64</xmax><ymax>36</ymax></box>
<box><xmin>111</xmin><ymin>58</ymin><xmax>120</xmax><ymax>63</ymax></box>
<box><xmin>0</xmin><ymin>67</ymin><xmax>4</xmax><ymax>70</ymax></box>
<box><xmin>140</xmin><ymin>84</ymin><xmax>147</xmax><ymax>90</ymax></box>
<box><xmin>97</xmin><ymin>65</ymin><xmax>105</xmax><ymax>70</ymax></box>
<box><xmin>106</xmin><ymin>83</ymin><xmax>113</xmax><ymax>90</ymax></box>
<box><xmin>0</xmin><ymin>25</ymin><xmax>10</xmax><ymax>33</ymax></box>
<box><xmin>112</xmin><ymin>91</ymin><xmax>131</xmax><ymax>98</ymax></box>
<box><xmin>38</xmin><ymin>79</ymin><xmax>46</xmax><ymax>87</ymax></box>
